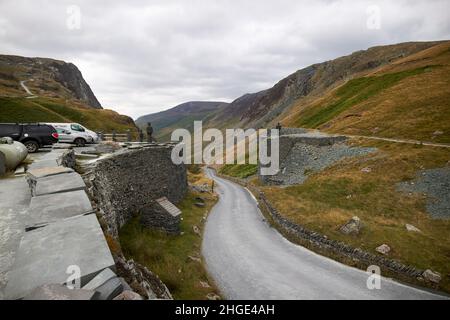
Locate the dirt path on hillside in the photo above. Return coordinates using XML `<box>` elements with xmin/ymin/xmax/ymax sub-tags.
<box><xmin>347</xmin><ymin>134</ymin><xmax>450</xmax><ymax>148</ymax></box>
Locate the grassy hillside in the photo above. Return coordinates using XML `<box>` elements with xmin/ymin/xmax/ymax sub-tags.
<box><xmin>285</xmin><ymin>42</ymin><xmax>450</xmax><ymax>143</ymax></box>
<box><xmin>0</xmin><ymin>96</ymin><xmax>137</xmax><ymax>133</ymax></box>
<box><xmin>259</xmin><ymin>139</ymin><xmax>450</xmax><ymax>292</ymax></box>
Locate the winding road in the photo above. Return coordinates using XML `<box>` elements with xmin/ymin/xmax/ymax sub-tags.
<box><xmin>202</xmin><ymin>168</ymin><xmax>447</xmax><ymax>300</ymax></box>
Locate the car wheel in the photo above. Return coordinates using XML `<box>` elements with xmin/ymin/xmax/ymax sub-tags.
<box><xmin>74</xmin><ymin>138</ymin><xmax>86</xmax><ymax>147</ymax></box>
<box><xmin>24</xmin><ymin>140</ymin><xmax>39</xmax><ymax>153</ymax></box>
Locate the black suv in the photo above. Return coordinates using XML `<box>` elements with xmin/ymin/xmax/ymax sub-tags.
<box><xmin>0</xmin><ymin>123</ymin><xmax>59</xmax><ymax>152</ymax></box>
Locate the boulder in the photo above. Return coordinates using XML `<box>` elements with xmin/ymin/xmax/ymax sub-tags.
<box><xmin>113</xmin><ymin>290</ymin><xmax>143</xmax><ymax>300</ymax></box>
<box><xmin>58</xmin><ymin>149</ymin><xmax>76</xmax><ymax>168</ymax></box>
<box><xmin>188</xmin><ymin>255</ymin><xmax>201</xmax><ymax>263</ymax></box>
<box><xmin>339</xmin><ymin>216</ymin><xmax>362</xmax><ymax>235</ymax></box>
<box><xmin>423</xmin><ymin>269</ymin><xmax>441</xmax><ymax>284</ymax></box>
<box><xmin>405</xmin><ymin>224</ymin><xmax>421</xmax><ymax>233</ymax></box>
<box><xmin>376</xmin><ymin>244</ymin><xmax>391</xmax><ymax>255</ymax></box>
<box><xmin>206</xmin><ymin>293</ymin><xmax>221</xmax><ymax>300</ymax></box>
<box><xmin>193</xmin><ymin>225</ymin><xmax>201</xmax><ymax>236</ymax></box>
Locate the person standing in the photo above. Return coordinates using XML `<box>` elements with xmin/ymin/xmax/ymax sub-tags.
<box><xmin>146</xmin><ymin>122</ymin><xmax>154</xmax><ymax>143</ymax></box>
<box><xmin>138</xmin><ymin>128</ymin><xmax>144</xmax><ymax>142</ymax></box>
<box><xmin>276</xmin><ymin>122</ymin><xmax>282</xmax><ymax>131</ymax></box>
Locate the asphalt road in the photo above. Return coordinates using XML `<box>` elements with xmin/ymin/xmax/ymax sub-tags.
<box><xmin>202</xmin><ymin>168</ymin><xmax>447</xmax><ymax>300</ymax></box>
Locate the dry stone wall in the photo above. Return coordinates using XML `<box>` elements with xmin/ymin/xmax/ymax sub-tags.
<box><xmin>88</xmin><ymin>144</ymin><xmax>188</xmax><ymax>237</ymax></box>
<box><xmin>260</xmin><ymin>132</ymin><xmax>374</xmax><ymax>185</ymax></box>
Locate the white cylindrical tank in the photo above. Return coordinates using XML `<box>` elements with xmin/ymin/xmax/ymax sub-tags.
<box><xmin>0</xmin><ymin>137</ymin><xmax>28</xmax><ymax>175</ymax></box>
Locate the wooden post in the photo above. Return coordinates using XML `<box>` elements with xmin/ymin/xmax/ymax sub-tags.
<box><xmin>112</xmin><ymin>130</ymin><xmax>116</xmax><ymax>142</ymax></box>
<box><xmin>126</xmin><ymin>129</ymin><xmax>132</xmax><ymax>142</ymax></box>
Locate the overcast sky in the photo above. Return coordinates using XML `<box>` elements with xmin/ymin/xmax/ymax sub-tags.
<box><xmin>0</xmin><ymin>0</ymin><xmax>449</xmax><ymax>119</ymax></box>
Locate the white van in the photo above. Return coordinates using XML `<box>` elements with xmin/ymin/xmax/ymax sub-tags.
<box><xmin>47</xmin><ymin>123</ymin><xmax>99</xmax><ymax>147</ymax></box>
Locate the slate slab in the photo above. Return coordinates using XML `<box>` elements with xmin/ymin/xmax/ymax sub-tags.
<box><xmin>5</xmin><ymin>214</ymin><xmax>115</xmax><ymax>299</ymax></box>
<box><xmin>90</xmin><ymin>277</ymin><xmax>123</xmax><ymax>300</ymax></box>
<box><xmin>32</xmin><ymin>172</ymin><xmax>86</xmax><ymax>196</ymax></box>
<box><xmin>27</xmin><ymin>166</ymin><xmax>74</xmax><ymax>180</ymax></box>
<box><xmin>28</xmin><ymin>190</ymin><xmax>93</xmax><ymax>225</ymax></box>
<box><xmin>82</xmin><ymin>268</ymin><xmax>117</xmax><ymax>291</ymax></box>
<box><xmin>28</xmin><ymin>159</ymin><xmax>59</xmax><ymax>170</ymax></box>
<box><xmin>23</xmin><ymin>284</ymin><xmax>97</xmax><ymax>300</ymax></box>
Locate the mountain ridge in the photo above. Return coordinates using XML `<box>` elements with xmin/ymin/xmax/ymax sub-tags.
<box><xmin>136</xmin><ymin>101</ymin><xmax>229</xmax><ymax>141</ymax></box>
<box><xmin>138</xmin><ymin>40</ymin><xmax>449</xmax><ymax>143</ymax></box>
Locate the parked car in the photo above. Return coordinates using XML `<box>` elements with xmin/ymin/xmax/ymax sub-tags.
<box><xmin>0</xmin><ymin>123</ymin><xmax>59</xmax><ymax>152</ymax></box>
<box><xmin>46</xmin><ymin>123</ymin><xmax>98</xmax><ymax>147</ymax></box>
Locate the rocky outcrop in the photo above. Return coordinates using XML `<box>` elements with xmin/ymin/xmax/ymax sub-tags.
<box><xmin>87</xmin><ymin>144</ymin><xmax>188</xmax><ymax>237</ymax></box>
<box><xmin>51</xmin><ymin>61</ymin><xmax>102</xmax><ymax>109</ymax></box>
<box><xmin>115</xmin><ymin>256</ymin><xmax>172</xmax><ymax>299</ymax></box>
<box><xmin>0</xmin><ymin>54</ymin><xmax>102</xmax><ymax>108</ymax></box>
<box><xmin>340</xmin><ymin>216</ymin><xmax>362</xmax><ymax>235</ymax></box>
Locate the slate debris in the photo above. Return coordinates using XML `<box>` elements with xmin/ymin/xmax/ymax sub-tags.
<box><xmin>261</xmin><ymin>133</ymin><xmax>376</xmax><ymax>185</ymax></box>
<box><xmin>397</xmin><ymin>167</ymin><xmax>450</xmax><ymax>219</ymax></box>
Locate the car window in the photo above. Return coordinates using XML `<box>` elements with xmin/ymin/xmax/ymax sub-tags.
<box><xmin>71</xmin><ymin>124</ymin><xmax>85</xmax><ymax>132</ymax></box>
<box><xmin>24</xmin><ymin>125</ymin><xmax>43</xmax><ymax>133</ymax></box>
<box><xmin>0</xmin><ymin>124</ymin><xmax>20</xmax><ymax>136</ymax></box>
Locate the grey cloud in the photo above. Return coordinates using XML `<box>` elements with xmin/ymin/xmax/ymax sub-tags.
<box><xmin>0</xmin><ymin>0</ymin><xmax>449</xmax><ymax>118</ymax></box>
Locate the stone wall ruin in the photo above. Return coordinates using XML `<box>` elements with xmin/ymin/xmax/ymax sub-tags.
<box><xmin>87</xmin><ymin>143</ymin><xmax>188</xmax><ymax>237</ymax></box>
